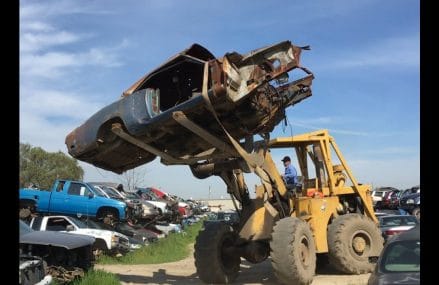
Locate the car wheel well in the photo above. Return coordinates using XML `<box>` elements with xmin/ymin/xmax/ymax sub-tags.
<box><xmin>97</xmin><ymin>207</ymin><xmax>120</xmax><ymax>225</ymax></box>
<box><xmin>97</xmin><ymin>117</ymin><xmax>126</xmax><ymax>143</ymax></box>
<box><xmin>93</xmin><ymin>238</ymin><xmax>109</xmax><ymax>251</ymax></box>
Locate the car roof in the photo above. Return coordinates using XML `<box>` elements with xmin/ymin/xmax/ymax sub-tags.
<box><xmin>388</xmin><ymin>225</ymin><xmax>420</xmax><ymax>243</ymax></box>
<box><xmin>375</xmin><ymin>212</ymin><xmax>390</xmax><ymax>216</ymax></box>
<box><xmin>379</xmin><ymin>214</ymin><xmax>416</xmax><ymax>218</ymax></box>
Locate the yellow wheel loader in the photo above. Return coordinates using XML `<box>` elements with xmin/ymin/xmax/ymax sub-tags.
<box><xmin>191</xmin><ymin>129</ymin><xmax>383</xmax><ymax>285</ymax></box>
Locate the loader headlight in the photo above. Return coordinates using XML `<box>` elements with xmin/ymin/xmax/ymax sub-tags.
<box><xmin>406</xmin><ymin>199</ymin><xmax>415</xmax><ymax>204</ymax></box>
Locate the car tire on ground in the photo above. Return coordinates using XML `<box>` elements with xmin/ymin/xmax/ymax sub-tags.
<box><xmin>270</xmin><ymin>217</ymin><xmax>316</xmax><ymax>285</ymax></box>
<box><xmin>328</xmin><ymin>214</ymin><xmax>383</xmax><ymax>274</ymax></box>
<box><xmin>412</xmin><ymin>207</ymin><xmax>420</xmax><ymax>220</ymax></box>
<box><xmin>194</xmin><ymin>222</ymin><xmax>240</xmax><ymax>284</ymax></box>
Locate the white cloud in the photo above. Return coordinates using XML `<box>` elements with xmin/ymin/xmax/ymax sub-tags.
<box><xmin>19</xmin><ymin>112</ymin><xmax>77</xmax><ymax>153</ymax></box>
<box><xmin>20</xmin><ymin>21</ymin><xmax>54</xmax><ymax>32</ymax></box>
<box><xmin>315</xmin><ymin>35</ymin><xmax>420</xmax><ymax>70</ymax></box>
<box><xmin>20</xmin><ymin>30</ymin><xmax>82</xmax><ymax>52</ymax></box>
<box><xmin>20</xmin><ymin>0</ymin><xmax>109</xmax><ymax>20</ymax></box>
<box><xmin>348</xmin><ymin>157</ymin><xmax>419</xmax><ymax>189</ymax></box>
<box><xmin>19</xmin><ymin>0</ymin><xmax>128</xmax><ymax>153</ymax></box>
<box><xmin>20</xmin><ymin>89</ymin><xmax>102</xmax><ymax>120</ymax></box>
<box><xmin>20</xmin><ymin>44</ymin><xmax>125</xmax><ymax>79</ymax></box>
<box><xmin>20</xmin><ymin>0</ymin><xmax>127</xmax><ymax>79</ymax></box>
<box><xmin>283</xmin><ymin>117</ymin><xmax>418</xmax><ymax>138</ymax></box>
<box><xmin>286</xmin><ymin>121</ymin><xmax>370</xmax><ymax>136</ymax></box>
<box><xmin>362</xmin><ymin>147</ymin><xmax>417</xmax><ymax>155</ymax></box>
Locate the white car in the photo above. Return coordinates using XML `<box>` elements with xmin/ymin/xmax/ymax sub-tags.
<box><xmin>136</xmin><ymin>191</ymin><xmax>172</xmax><ymax>216</ymax></box>
<box><xmin>371</xmin><ymin>187</ymin><xmax>398</xmax><ymax>208</ymax></box>
<box><xmin>30</xmin><ymin>215</ymin><xmax>131</xmax><ymax>255</ymax></box>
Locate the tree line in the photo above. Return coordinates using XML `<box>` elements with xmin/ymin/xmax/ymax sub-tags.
<box><xmin>20</xmin><ymin>143</ymin><xmax>84</xmax><ymax>189</ymax></box>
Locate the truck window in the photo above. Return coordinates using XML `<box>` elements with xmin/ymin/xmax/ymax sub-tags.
<box><xmin>31</xmin><ymin>216</ymin><xmax>43</xmax><ymax>230</ymax></box>
<box><xmin>79</xmin><ymin>186</ymin><xmax>89</xmax><ymax>196</ymax></box>
<box><xmin>56</xmin><ymin>181</ymin><xmax>65</xmax><ymax>192</ymax></box>
<box><xmin>46</xmin><ymin>217</ymin><xmax>71</xmax><ymax>231</ymax></box>
<box><xmin>67</xmin><ymin>182</ymin><xmax>83</xmax><ymax>196</ymax></box>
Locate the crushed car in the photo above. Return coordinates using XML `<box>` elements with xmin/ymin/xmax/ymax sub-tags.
<box><xmin>65</xmin><ymin>40</ymin><xmax>313</xmax><ymax>173</ymax></box>
<box><xmin>19</xmin><ymin>220</ymin><xmax>95</xmax><ymax>283</ymax></box>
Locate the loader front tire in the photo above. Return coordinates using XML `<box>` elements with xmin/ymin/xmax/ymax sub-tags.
<box><xmin>194</xmin><ymin>222</ymin><xmax>240</xmax><ymax>284</ymax></box>
<box><xmin>328</xmin><ymin>214</ymin><xmax>384</xmax><ymax>274</ymax></box>
<box><xmin>270</xmin><ymin>217</ymin><xmax>316</xmax><ymax>285</ymax></box>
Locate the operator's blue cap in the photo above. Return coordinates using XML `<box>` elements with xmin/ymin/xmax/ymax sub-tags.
<box><xmin>281</xmin><ymin>156</ymin><xmax>291</xmax><ymax>162</ymax></box>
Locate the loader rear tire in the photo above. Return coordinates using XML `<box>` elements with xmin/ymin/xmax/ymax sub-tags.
<box><xmin>194</xmin><ymin>222</ymin><xmax>240</xmax><ymax>284</ymax></box>
<box><xmin>328</xmin><ymin>214</ymin><xmax>383</xmax><ymax>274</ymax></box>
<box><xmin>270</xmin><ymin>217</ymin><xmax>316</xmax><ymax>285</ymax></box>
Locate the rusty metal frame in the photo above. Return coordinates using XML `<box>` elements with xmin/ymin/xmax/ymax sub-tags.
<box><xmin>172</xmin><ymin>111</ymin><xmax>238</xmax><ymax>156</ymax></box>
<box><xmin>111</xmin><ymin>113</ymin><xmax>241</xmax><ymax>165</ymax></box>
<box><xmin>111</xmin><ymin>123</ymin><xmax>183</xmax><ymax>164</ymax></box>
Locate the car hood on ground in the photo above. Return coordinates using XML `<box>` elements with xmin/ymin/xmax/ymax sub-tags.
<box><xmin>75</xmin><ymin>228</ymin><xmax>127</xmax><ymax>239</ymax></box>
<box><xmin>20</xmin><ymin>231</ymin><xmax>95</xmax><ymax>249</ymax></box>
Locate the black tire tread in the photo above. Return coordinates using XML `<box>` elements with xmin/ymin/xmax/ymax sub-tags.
<box><xmin>194</xmin><ymin>222</ymin><xmax>240</xmax><ymax>284</ymax></box>
<box><xmin>270</xmin><ymin>217</ymin><xmax>316</xmax><ymax>285</ymax></box>
<box><xmin>327</xmin><ymin>214</ymin><xmax>383</xmax><ymax>274</ymax></box>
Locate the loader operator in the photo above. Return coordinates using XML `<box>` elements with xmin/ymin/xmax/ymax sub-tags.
<box><xmin>281</xmin><ymin>156</ymin><xmax>298</xmax><ymax>192</ymax></box>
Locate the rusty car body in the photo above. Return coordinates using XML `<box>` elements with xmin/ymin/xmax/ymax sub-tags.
<box><xmin>66</xmin><ymin>40</ymin><xmax>314</xmax><ymax>173</ymax></box>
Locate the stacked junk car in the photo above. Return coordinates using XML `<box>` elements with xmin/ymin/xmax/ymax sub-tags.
<box><xmin>20</xmin><ymin>40</ymin><xmax>388</xmax><ymax>285</ymax></box>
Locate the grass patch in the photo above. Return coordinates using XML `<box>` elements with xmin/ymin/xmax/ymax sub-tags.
<box><xmin>71</xmin><ymin>270</ymin><xmax>120</xmax><ymax>285</ymax></box>
<box><xmin>51</xmin><ymin>270</ymin><xmax>120</xmax><ymax>285</ymax></box>
<box><xmin>98</xmin><ymin>221</ymin><xmax>203</xmax><ymax>265</ymax></box>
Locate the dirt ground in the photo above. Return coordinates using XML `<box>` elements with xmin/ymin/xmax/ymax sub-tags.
<box><xmin>96</xmin><ymin>247</ymin><xmax>370</xmax><ymax>285</ymax></box>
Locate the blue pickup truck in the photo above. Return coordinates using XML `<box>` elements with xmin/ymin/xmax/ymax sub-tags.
<box><xmin>19</xmin><ymin>179</ymin><xmax>127</xmax><ymax>224</ymax></box>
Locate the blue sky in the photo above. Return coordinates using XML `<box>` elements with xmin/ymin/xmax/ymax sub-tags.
<box><xmin>20</xmin><ymin>0</ymin><xmax>419</xmax><ymax>199</ymax></box>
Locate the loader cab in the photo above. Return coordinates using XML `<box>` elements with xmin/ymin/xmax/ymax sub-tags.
<box><xmin>268</xmin><ymin>131</ymin><xmax>344</xmax><ymax>196</ymax></box>
<box><xmin>267</xmin><ymin>129</ymin><xmax>376</xmax><ymax>222</ymax></box>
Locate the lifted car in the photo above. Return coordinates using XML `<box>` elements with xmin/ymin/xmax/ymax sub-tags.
<box><xmin>66</xmin><ymin>40</ymin><xmax>313</xmax><ymax>173</ymax></box>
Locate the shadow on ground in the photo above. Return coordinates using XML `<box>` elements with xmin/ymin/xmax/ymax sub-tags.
<box><xmin>114</xmin><ymin>258</ymin><xmax>353</xmax><ymax>285</ymax></box>
<box><xmin>116</xmin><ymin>269</ymin><xmax>201</xmax><ymax>284</ymax></box>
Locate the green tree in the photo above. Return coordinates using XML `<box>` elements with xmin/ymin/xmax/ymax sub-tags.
<box><xmin>20</xmin><ymin>143</ymin><xmax>84</xmax><ymax>189</ymax></box>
